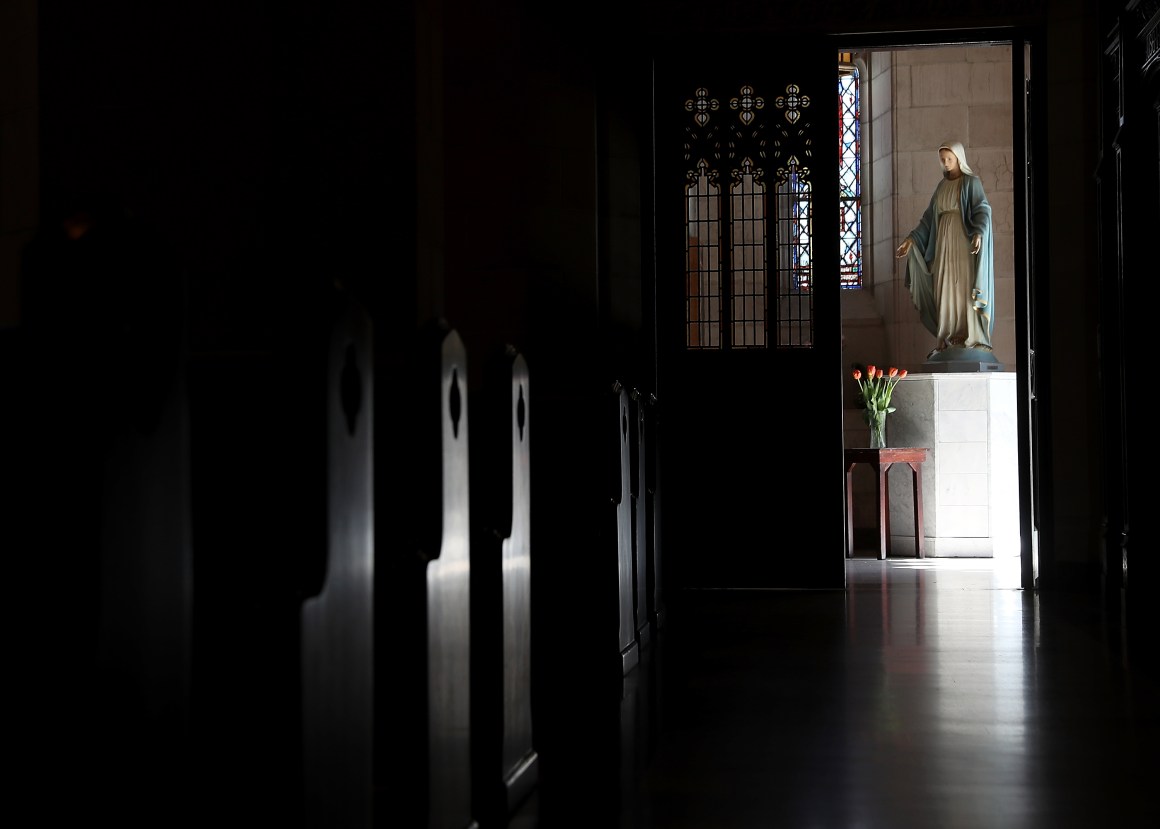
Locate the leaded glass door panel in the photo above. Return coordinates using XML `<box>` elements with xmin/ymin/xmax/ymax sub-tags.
<box><xmin>655</xmin><ymin>44</ymin><xmax>845</xmax><ymax>589</ymax></box>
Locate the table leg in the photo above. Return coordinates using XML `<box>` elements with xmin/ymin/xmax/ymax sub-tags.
<box><xmin>911</xmin><ymin>462</ymin><xmax>925</xmax><ymax>559</ymax></box>
<box><xmin>876</xmin><ymin>463</ymin><xmax>888</xmax><ymax>561</ymax></box>
<box><xmin>846</xmin><ymin>464</ymin><xmax>856</xmax><ymax>559</ymax></box>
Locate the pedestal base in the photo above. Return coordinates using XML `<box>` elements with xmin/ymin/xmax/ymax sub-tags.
<box><xmin>922</xmin><ymin>346</ymin><xmax>1004</xmax><ymax>373</ymax></box>
<box><xmin>887</xmin><ymin>372</ymin><xmax>1018</xmax><ymax>557</ymax></box>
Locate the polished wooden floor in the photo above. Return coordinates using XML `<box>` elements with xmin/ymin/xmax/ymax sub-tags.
<box><xmin>514</xmin><ymin>556</ymin><xmax>1160</xmax><ymax>828</ymax></box>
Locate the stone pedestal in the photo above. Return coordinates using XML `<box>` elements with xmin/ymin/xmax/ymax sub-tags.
<box><xmin>922</xmin><ymin>345</ymin><xmax>1005</xmax><ymax>373</ymax></box>
<box><xmin>885</xmin><ymin>372</ymin><xmax>1018</xmax><ymax>557</ymax></box>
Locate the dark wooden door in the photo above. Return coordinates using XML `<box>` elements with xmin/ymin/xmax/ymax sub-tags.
<box><xmin>655</xmin><ymin>44</ymin><xmax>845</xmax><ymax>589</ymax></box>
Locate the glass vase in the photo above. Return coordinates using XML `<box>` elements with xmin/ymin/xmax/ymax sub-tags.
<box><xmin>868</xmin><ymin>412</ymin><xmax>886</xmax><ymax>449</ymax></box>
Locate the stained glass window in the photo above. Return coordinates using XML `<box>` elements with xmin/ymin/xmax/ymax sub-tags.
<box><xmin>839</xmin><ymin>59</ymin><xmax>862</xmax><ymax>289</ymax></box>
<box><xmin>681</xmin><ymin>78</ymin><xmax>817</xmax><ymax>349</ymax></box>
<box><xmin>731</xmin><ymin>158</ymin><xmax>767</xmax><ymax>348</ymax></box>
<box><xmin>686</xmin><ymin>160</ymin><xmax>722</xmax><ymax>348</ymax></box>
<box><xmin>773</xmin><ymin>155</ymin><xmax>812</xmax><ymax>347</ymax></box>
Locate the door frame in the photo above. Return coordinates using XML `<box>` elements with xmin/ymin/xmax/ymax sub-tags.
<box><xmin>829</xmin><ymin>27</ymin><xmax>1045</xmax><ymax>590</ymax></box>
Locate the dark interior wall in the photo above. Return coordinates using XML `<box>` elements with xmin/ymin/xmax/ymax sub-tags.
<box><xmin>1040</xmin><ymin>1</ymin><xmax>1104</xmax><ymax>580</ymax></box>
<box><xmin>437</xmin><ymin>0</ymin><xmax>658</xmax><ymax>754</ymax></box>
<box><xmin>0</xmin><ymin>1</ymin><xmax>37</xmax><ymax>329</ymax></box>
<box><xmin>1093</xmin><ymin>1</ymin><xmax>1159</xmax><ymax>666</ymax></box>
<box><xmin>19</xmin><ymin>0</ymin><xmax>658</xmax><ymax>819</ymax></box>
<box><xmin>439</xmin><ymin>1</ymin><xmax>651</xmax><ymax>381</ymax></box>
<box><xmin>31</xmin><ymin>1</ymin><xmax>418</xmax><ymax>349</ymax></box>
<box><xmin>20</xmin><ymin>3</ymin><xmax>420</xmax><ymax>823</ymax></box>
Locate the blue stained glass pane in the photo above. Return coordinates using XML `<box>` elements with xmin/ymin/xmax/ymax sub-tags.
<box><xmin>790</xmin><ymin>169</ymin><xmax>813</xmax><ymax>292</ymax></box>
<box><xmin>839</xmin><ymin>65</ymin><xmax>862</xmax><ymax>289</ymax></box>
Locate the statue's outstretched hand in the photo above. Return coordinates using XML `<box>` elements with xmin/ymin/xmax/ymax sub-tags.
<box><xmin>971</xmin><ymin>234</ymin><xmax>982</xmax><ymax>255</ymax></box>
<box><xmin>895</xmin><ymin>238</ymin><xmax>912</xmax><ymax>258</ymax></box>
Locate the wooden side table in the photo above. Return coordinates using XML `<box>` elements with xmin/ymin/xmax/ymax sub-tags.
<box><xmin>845</xmin><ymin>447</ymin><xmax>928</xmax><ymax>560</ymax></box>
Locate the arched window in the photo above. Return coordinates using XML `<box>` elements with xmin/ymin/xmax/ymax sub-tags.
<box><xmin>838</xmin><ymin>55</ymin><xmax>862</xmax><ymax>289</ymax></box>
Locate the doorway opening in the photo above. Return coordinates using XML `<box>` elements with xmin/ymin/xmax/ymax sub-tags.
<box><xmin>835</xmin><ymin>41</ymin><xmax>1033</xmax><ymax>593</ymax></box>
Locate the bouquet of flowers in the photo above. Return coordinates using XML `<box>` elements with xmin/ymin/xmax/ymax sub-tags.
<box><xmin>852</xmin><ymin>364</ymin><xmax>907</xmax><ymax>448</ymax></box>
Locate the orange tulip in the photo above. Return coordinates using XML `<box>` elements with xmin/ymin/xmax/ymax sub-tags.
<box><xmin>852</xmin><ymin>358</ymin><xmax>908</xmax><ymax>427</ymax></box>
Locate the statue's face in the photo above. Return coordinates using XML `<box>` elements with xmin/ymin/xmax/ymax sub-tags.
<box><xmin>939</xmin><ymin>148</ymin><xmax>961</xmax><ymax>177</ymax></box>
